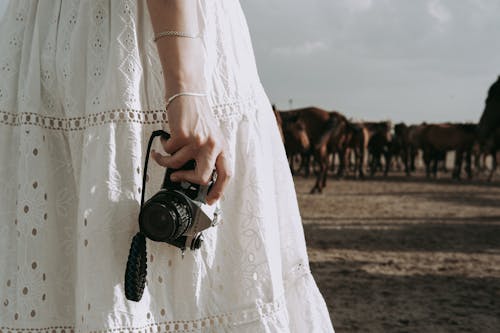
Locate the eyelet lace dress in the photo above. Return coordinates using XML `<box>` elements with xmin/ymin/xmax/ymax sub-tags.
<box><xmin>0</xmin><ymin>1</ymin><xmax>335</xmax><ymax>332</ymax></box>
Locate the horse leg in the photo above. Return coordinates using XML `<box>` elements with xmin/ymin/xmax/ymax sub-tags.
<box><xmin>488</xmin><ymin>150</ymin><xmax>497</xmax><ymax>182</ymax></box>
<box><xmin>319</xmin><ymin>148</ymin><xmax>331</xmax><ymax>192</ymax></box>
<box><xmin>336</xmin><ymin>149</ymin><xmax>346</xmax><ymax>178</ymax></box>
<box><xmin>423</xmin><ymin>149</ymin><xmax>431</xmax><ymax>178</ymax></box>
<box><xmin>358</xmin><ymin>146</ymin><xmax>365</xmax><ymax>179</ymax></box>
<box><xmin>432</xmin><ymin>151</ymin><xmax>439</xmax><ymax>179</ymax></box>
<box><xmin>310</xmin><ymin>150</ymin><xmax>327</xmax><ymax>194</ymax></box>
<box><xmin>369</xmin><ymin>151</ymin><xmax>377</xmax><ymax>177</ymax></box>
<box><xmin>321</xmin><ymin>160</ymin><xmax>328</xmax><ymax>189</ymax></box>
<box><xmin>310</xmin><ymin>168</ymin><xmax>321</xmax><ymax>194</ymax></box>
<box><xmin>410</xmin><ymin>147</ymin><xmax>417</xmax><ymax>172</ymax></box>
<box><xmin>453</xmin><ymin>150</ymin><xmax>463</xmax><ymax>180</ymax></box>
<box><xmin>402</xmin><ymin>147</ymin><xmax>410</xmax><ymax>176</ymax></box>
<box><xmin>309</xmin><ymin>154</ymin><xmax>321</xmax><ymax>194</ymax></box>
<box><xmin>384</xmin><ymin>149</ymin><xmax>391</xmax><ymax>177</ymax></box>
<box><xmin>465</xmin><ymin>149</ymin><xmax>472</xmax><ymax>180</ymax></box>
<box><xmin>329</xmin><ymin>152</ymin><xmax>336</xmax><ymax>172</ymax></box>
<box><xmin>302</xmin><ymin>153</ymin><xmax>310</xmax><ymax>178</ymax></box>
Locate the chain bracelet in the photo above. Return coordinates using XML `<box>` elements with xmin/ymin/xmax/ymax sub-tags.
<box><xmin>153</xmin><ymin>30</ymin><xmax>200</xmax><ymax>42</ymax></box>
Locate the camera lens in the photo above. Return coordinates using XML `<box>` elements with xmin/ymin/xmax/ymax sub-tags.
<box><xmin>139</xmin><ymin>193</ymin><xmax>192</xmax><ymax>242</ymax></box>
<box><xmin>140</xmin><ymin>202</ymin><xmax>177</xmax><ymax>241</ymax></box>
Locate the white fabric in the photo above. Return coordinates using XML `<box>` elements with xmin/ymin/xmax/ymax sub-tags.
<box><xmin>0</xmin><ymin>1</ymin><xmax>335</xmax><ymax>332</ymax></box>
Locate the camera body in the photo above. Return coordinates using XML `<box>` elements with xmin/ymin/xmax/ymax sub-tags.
<box><xmin>125</xmin><ymin>130</ymin><xmax>221</xmax><ymax>302</ymax></box>
<box><xmin>139</xmin><ymin>154</ymin><xmax>217</xmax><ymax>252</ymax></box>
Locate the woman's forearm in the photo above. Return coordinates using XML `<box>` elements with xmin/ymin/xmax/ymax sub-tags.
<box><xmin>146</xmin><ymin>0</ymin><xmax>207</xmax><ymax>97</ymax></box>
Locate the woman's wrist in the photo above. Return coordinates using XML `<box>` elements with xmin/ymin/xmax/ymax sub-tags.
<box><xmin>165</xmin><ymin>73</ymin><xmax>208</xmax><ymax>100</ymax></box>
<box><xmin>165</xmin><ymin>78</ymin><xmax>206</xmax><ymax>94</ymax></box>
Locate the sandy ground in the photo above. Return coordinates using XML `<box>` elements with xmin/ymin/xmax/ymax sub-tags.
<box><xmin>295</xmin><ymin>171</ymin><xmax>500</xmax><ymax>333</ymax></box>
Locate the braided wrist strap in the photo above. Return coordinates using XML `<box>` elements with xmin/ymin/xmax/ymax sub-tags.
<box><xmin>165</xmin><ymin>92</ymin><xmax>208</xmax><ymax>110</ymax></box>
<box><xmin>124</xmin><ymin>232</ymin><xmax>147</xmax><ymax>302</ymax></box>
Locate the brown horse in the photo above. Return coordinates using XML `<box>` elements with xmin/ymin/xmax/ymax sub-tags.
<box><xmin>478</xmin><ymin>76</ymin><xmax>500</xmax><ymax>140</ymax></box>
<box><xmin>279</xmin><ymin>112</ymin><xmax>310</xmax><ymax>173</ymax></box>
<box><xmin>394</xmin><ymin>123</ymin><xmax>421</xmax><ymax>176</ymax></box>
<box><xmin>478</xmin><ymin>76</ymin><xmax>500</xmax><ymax>181</ymax></box>
<box><xmin>278</xmin><ymin>107</ymin><xmax>336</xmax><ymax>192</ymax></box>
<box><xmin>419</xmin><ymin>123</ymin><xmax>477</xmax><ymax>179</ymax></box>
<box><xmin>271</xmin><ymin>104</ymin><xmax>285</xmax><ymax>143</ymax></box>
<box><xmin>481</xmin><ymin>128</ymin><xmax>500</xmax><ymax>181</ymax></box>
<box><xmin>329</xmin><ymin>114</ymin><xmax>366</xmax><ymax>179</ymax></box>
<box><xmin>362</xmin><ymin>121</ymin><xmax>392</xmax><ymax>176</ymax></box>
<box><xmin>312</xmin><ymin>112</ymin><xmax>367</xmax><ymax>187</ymax></box>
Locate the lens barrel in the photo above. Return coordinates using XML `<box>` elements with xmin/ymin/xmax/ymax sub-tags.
<box><xmin>139</xmin><ymin>191</ymin><xmax>192</xmax><ymax>243</ymax></box>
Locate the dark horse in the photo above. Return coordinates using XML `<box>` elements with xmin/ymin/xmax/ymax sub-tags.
<box><xmin>478</xmin><ymin>76</ymin><xmax>500</xmax><ymax>181</ymax></box>
<box><xmin>393</xmin><ymin>123</ymin><xmax>420</xmax><ymax>176</ymax></box>
<box><xmin>363</xmin><ymin>121</ymin><xmax>392</xmax><ymax>177</ymax></box>
<box><xmin>278</xmin><ymin>107</ymin><xmax>337</xmax><ymax>193</ymax></box>
<box><xmin>419</xmin><ymin>123</ymin><xmax>477</xmax><ymax>179</ymax></box>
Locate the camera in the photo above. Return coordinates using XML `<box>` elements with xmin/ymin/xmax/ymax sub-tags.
<box><xmin>124</xmin><ymin>130</ymin><xmax>221</xmax><ymax>302</ymax></box>
<box><xmin>139</xmin><ymin>158</ymin><xmax>216</xmax><ymax>251</ymax></box>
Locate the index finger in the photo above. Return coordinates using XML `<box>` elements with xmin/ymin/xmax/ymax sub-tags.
<box><xmin>161</xmin><ymin>136</ymin><xmax>183</xmax><ymax>154</ymax></box>
<box><xmin>206</xmin><ymin>153</ymin><xmax>231</xmax><ymax>205</ymax></box>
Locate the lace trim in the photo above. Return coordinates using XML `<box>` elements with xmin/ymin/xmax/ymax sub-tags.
<box><xmin>0</xmin><ymin>294</ymin><xmax>282</xmax><ymax>333</ymax></box>
<box><xmin>0</xmin><ymin>97</ymin><xmax>259</xmax><ymax>131</ymax></box>
<box><xmin>209</xmin><ymin>97</ymin><xmax>257</xmax><ymax>122</ymax></box>
<box><xmin>0</xmin><ymin>109</ymin><xmax>168</xmax><ymax>131</ymax></box>
<box><xmin>0</xmin><ymin>263</ymin><xmax>310</xmax><ymax>333</ymax></box>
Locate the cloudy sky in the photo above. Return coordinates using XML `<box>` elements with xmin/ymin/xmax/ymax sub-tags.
<box><xmin>240</xmin><ymin>0</ymin><xmax>500</xmax><ymax>123</ymax></box>
<box><xmin>1</xmin><ymin>1</ymin><xmax>498</xmax><ymax>124</ymax></box>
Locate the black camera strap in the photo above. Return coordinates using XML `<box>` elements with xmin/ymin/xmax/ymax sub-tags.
<box><xmin>125</xmin><ymin>129</ymin><xmax>170</xmax><ymax>302</ymax></box>
<box><xmin>141</xmin><ymin>130</ymin><xmax>170</xmax><ymax>208</ymax></box>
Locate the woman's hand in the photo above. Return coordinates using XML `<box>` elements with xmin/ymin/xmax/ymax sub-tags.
<box><xmin>151</xmin><ymin>94</ymin><xmax>231</xmax><ymax>205</ymax></box>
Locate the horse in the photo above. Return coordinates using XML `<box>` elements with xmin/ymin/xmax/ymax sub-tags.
<box><xmin>315</xmin><ymin>112</ymin><xmax>366</xmax><ymax>180</ymax></box>
<box><xmin>478</xmin><ymin>76</ymin><xmax>500</xmax><ymax>140</ymax></box>
<box><xmin>277</xmin><ymin>106</ymin><xmax>337</xmax><ymax>193</ymax></box>
<box><xmin>419</xmin><ymin>123</ymin><xmax>477</xmax><ymax>179</ymax></box>
<box><xmin>271</xmin><ymin>104</ymin><xmax>285</xmax><ymax>143</ymax></box>
<box><xmin>478</xmin><ymin>76</ymin><xmax>500</xmax><ymax>181</ymax></box>
<box><xmin>278</xmin><ymin>111</ymin><xmax>310</xmax><ymax>174</ymax></box>
<box><xmin>361</xmin><ymin>121</ymin><xmax>393</xmax><ymax>177</ymax></box>
<box><xmin>393</xmin><ymin>123</ymin><xmax>422</xmax><ymax>176</ymax></box>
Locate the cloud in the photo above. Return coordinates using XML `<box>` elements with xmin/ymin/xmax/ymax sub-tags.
<box><xmin>343</xmin><ymin>0</ymin><xmax>373</xmax><ymax>11</ymax></box>
<box><xmin>270</xmin><ymin>40</ymin><xmax>328</xmax><ymax>56</ymax></box>
<box><xmin>428</xmin><ymin>0</ymin><xmax>452</xmax><ymax>24</ymax></box>
<box><xmin>241</xmin><ymin>0</ymin><xmax>500</xmax><ymax>122</ymax></box>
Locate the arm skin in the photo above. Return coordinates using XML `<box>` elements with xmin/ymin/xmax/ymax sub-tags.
<box><xmin>146</xmin><ymin>0</ymin><xmax>231</xmax><ymax>205</ymax></box>
<box><xmin>146</xmin><ymin>0</ymin><xmax>206</xmax><ymax>96</ymax></box>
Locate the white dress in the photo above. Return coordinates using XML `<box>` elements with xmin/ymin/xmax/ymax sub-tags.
<box><xmin>0</xmin><ymin>1</ymin><xmax>335</xmax><ymax>332</ymax></box>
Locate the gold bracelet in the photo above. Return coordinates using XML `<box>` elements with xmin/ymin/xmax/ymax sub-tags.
<box><xmin>153</xmin><ymin>30</ymin><xmax>200</xmax><ymax>42</ymax></box>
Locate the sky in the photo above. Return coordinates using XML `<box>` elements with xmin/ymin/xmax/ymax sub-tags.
<box><xmin>1</xmin><ymin>1</ymin><xmax>498</xmax><ymax>124</ymax></box>
<box><xmin>240</xmin><ymin>0</ymin><xmax>500</xmax><ymax>123</ymax></box>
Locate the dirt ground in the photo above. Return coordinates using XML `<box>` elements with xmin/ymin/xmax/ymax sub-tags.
<box><xmin>295</xmin><ymin>170</ymin><xmax>500</xmax><ymax>333</ymax></box>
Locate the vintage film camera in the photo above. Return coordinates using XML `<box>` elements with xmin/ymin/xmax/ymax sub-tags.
<box><xmin>124</xmin><ymin>130</ymin><xmax>220</xmax><ymax>302</ymax></box>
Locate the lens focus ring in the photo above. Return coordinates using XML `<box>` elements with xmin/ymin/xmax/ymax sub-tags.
<box><xmin>169</xmin><ymin>199</ymin><xmax>191</xmax><ymax>239</ymax></box>
<box><xmin>139</xmin><ymin>191</ymin><xmax>192</xmax><ymax>243</ymax></box>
